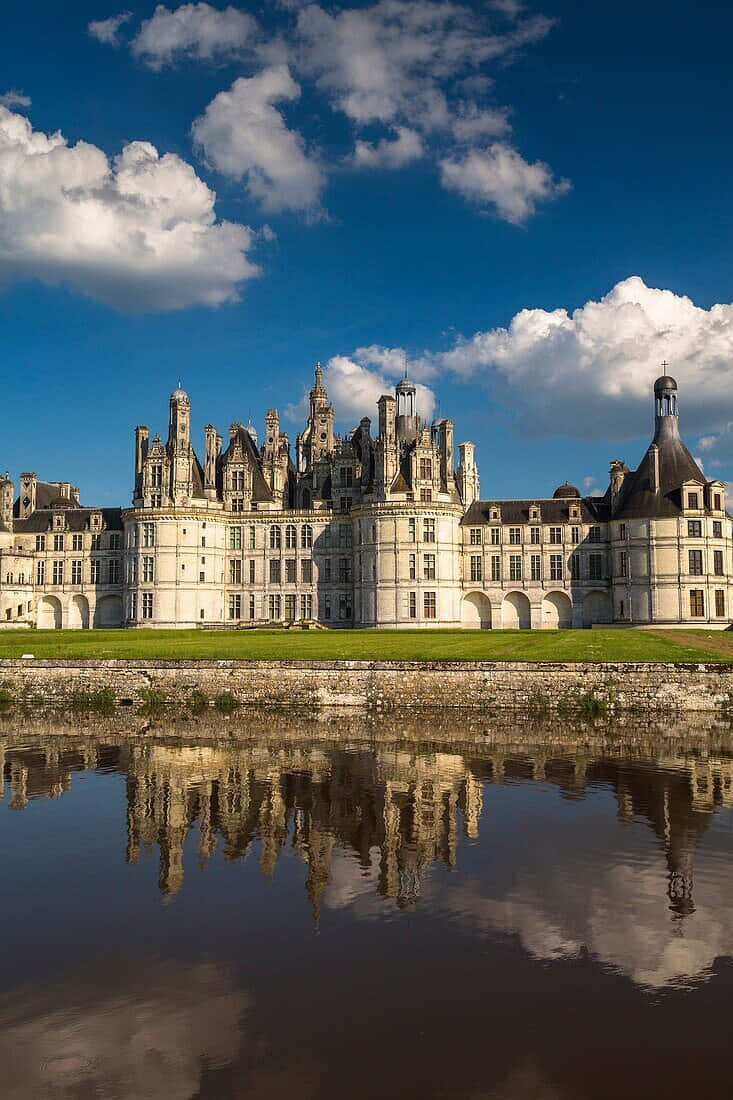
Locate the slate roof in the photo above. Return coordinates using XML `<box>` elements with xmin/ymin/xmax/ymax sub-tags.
<box><xmin>13</xmin><ymin>507</ymin><xmax>123</xmax><ymax>534</ymax></box>
<box><xmin>221</xmin><ymin>426</ymin><xmax>273</xmax><ymax>503</ymax></box>
<box><xmin>461</xmin><ymin>497</ymin><xmax>610</xmax><ymax>526</ymax></box>
<box><xmin>614</xmin><ymin>417</ymin><xmax>706</xmax><ymax>519</ymax></box>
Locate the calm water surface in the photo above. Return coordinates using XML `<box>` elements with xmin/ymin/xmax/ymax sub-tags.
<box><xmin>1</xmin><ymin>719</ymin><xmax>732</xmax><ymax>1099</ymax></box>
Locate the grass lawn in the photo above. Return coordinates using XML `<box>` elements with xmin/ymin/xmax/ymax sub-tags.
<box><xmin>0</xmin><ymin>627</ymin><xmax>731</xmax><ymax>663</ymax></box>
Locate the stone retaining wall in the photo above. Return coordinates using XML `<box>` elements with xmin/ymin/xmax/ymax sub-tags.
<box><xmin>2</xmin><ymin>659</ymin><xmax>733</xmax><ymax>715</ymax></box>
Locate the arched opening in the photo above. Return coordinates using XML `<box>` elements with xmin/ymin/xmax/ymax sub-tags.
<box><xmin>542</xmin><ymin>591</ymin><xmax>572</xmax><ymax>629</ymax></box>
<box><xmin>461</xmin><ymin>591</ymin><xmax>492</xmax><ymax>629</ymax></box>
<box><xmin>502</xmin><ymin>591</ymin><xmax>531</xmax><ymax>630</ymax></box>
<box><xmin>94</xmin><ymin>594</ymin><xmax>123</xmax><ymax>628</ymax></box>
<box><xmin>583</xmin><ymin>590</ymin><xmax>612</xmax><ymax>628</ymax></box>
<box><xmin>67</xmin><ymin>594</ymin><xmax>90</xmax><ymax>630</ymax></box>
<box><xmin>38</xmin><ymin>595</ymin><xmax>62</xmax><ymax>630</ymax></box>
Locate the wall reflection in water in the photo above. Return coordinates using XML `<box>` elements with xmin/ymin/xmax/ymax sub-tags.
<box><xmin>1</xmin><ymin>718</ymin><xmax>733</xmax><ymax>1099</ymax></box>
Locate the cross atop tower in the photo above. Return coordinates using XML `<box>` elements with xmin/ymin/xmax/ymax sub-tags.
<box><xmin>661</xmin><ymin>360</ymin><xmax>669</xmax><ymax>372</ymax></box>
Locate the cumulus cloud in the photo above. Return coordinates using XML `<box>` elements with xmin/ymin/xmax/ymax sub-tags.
<box><xmin>0</xmin><ymin>106</ymin><xmax>258</xmax><ymax>311</ymax></box>
<box><xmin>131</xmin><ymin>2</ymin><xmax>257</xmax><ymax>68</ymax></box>
<box><xmin>88</xmin><ymin>11</ymin><xmax>132</xmax><ymax>46</ymax></box>
<box><xmin>192</xmin><ymin>66</ymin><xmax>325</xmax><ymax>213</ymax></box>
<box><xmin>0</xmin><ymin>90</ymin><xmax>31</xmax><ymax>109</ymax></box>
<box><xmin>286</xmin><ymin>346</ymin><xmax>436</xmax><ymax>426</ymax></box>
<box><xmin>439</xmin><ymin>142</ymin><xmax>570</xmax><ymax>222</ymax></box>
<box><xmin>437</xmin><ymin>276</ymin><xmax>733</xmax><ymax>440</ymax></box>
<box><xmin>352</xmin><ymin>126</ymin><xmax>424</xmax><ymax>169</ymax></box>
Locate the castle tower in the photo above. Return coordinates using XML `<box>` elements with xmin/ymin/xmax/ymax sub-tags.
<box><xmin>0</xmin><ymin>472</ymin><xmax>13</xmax><ymax>530</ymax></box>
<box><xmin>204</xmin><ymin>424</ymin><xmax>219</xmax><ymax>500</ymax></box>
<box><xmin>167</xmin><ymin>385</ymin><xmax>193</xmax><ymax>503</ymax></box>
<box><xmin>395</xmin><ymin>375</ymin><xmax>419</xmax><ymax>444</ymax></box>
<box><xmin>457</xmin><ymin>442</ymin><xmax>479</xmax><ymax>507</ymax></box>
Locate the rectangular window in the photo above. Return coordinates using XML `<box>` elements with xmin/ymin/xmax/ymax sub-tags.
<box><xmin>423</xmin><ymin>518</ymin><xmax>436</xmax><ymax>543</ymax></box>
<box><xmin>619</xmin><ymin>551</ymin><xmax>628</xmax><ymax>577</ymax></box>
<box><xmin>321</xmin><ymin>593</ymin><xmax>332</xmax><ymax>619</ymax></box>
<box><xmin>109</xmin><ymin>534</ymin><xmax>121</xmax><ymax>551</ymax></box>
<box><xmin>571</xmin><ymin>526</ymin><xmax>580</xmax><ymax>544</ymax></box>
<box><xmin>231</xmin><ymin>498</ymin><xmax>244</xmax><ymax>513</ymax></box>
<box><xmin>409</xmin><ymin>553</ymin><xmax>416</xmax><ymax>580</ymax></box>
<box><xmin>588</xmin><ymin>526</ymin><xmax>601</xmax><ymax>543</ymax></box>
<box><xmin>619</xmin><ymin>523</ymin><xmax>627</xmax><ymax>540</ymax></box>
<box><xmin>268</xmin><ymin>594</ymin><xmax>281</xmax><ymax>621</ymax></box>
<box><xmin>491</xmin><ymin>555</ymin><xmax>501</xmax><ymax>581</ymax></box>
<box><xmin>269</xmin><ymin>559</ymin><xmax>281</xmax><ymax>584</ymax></box>
<box><xmin>52</xmin><ymin>560</ymin><xmax>63</xmax><ymax>584</ymax></box>
<box><xmin>90</xmin><ymin>559</ymin><xmax>100</xmax><ymax>584</ymax></box>
<box><xmin>228</xmin><ymin>594</ymin><xmax>241</xmax><ymax>620</ymax></box>
<box><xmin>714</xmin><ymin>492</ymin><xmax>722</xmax><ymax>510</ymax></box>
<box><xmin>338</xmin><ymin>558</ymin><xmax>352</xmax><ymax>583</ymax></box>
<box><xmin>139</xmin><ymin>556</ymin><xmax>152</xmax><ymax>583</ymax></box>
<box><xmin>423</xmin><ymin>591</ymin><xmax>437</xmax><ymax>619</ymax></box>
<box><xmin>151</xmin><ymin>464</ymin><xmax>162</xmax><ymax>488</ymax></box>
<box><xmin>270</xmin><ymin>526</ymin><xmax>281</xmax><ymax>550</ymax></box>
<box><xmin>469</xmin><ymin>528</ymin><xmax>482</xmax><ymax>545</ymax></box>
<box><xmin>530</xmin><ymin>554</ymin><xmax>541</xmax><ymax>581</ymax></box>
<box><xmin>408</xmin><ymin>517</ymin><xmax>416</xmax><ymax>542</ymax></box>
<box><xmin>419</xmin><ymin>489</ymin><xmax>432</xmax><ymax>503</ymax></box>
<box><xmin>36</xmin><ymin>560</ymin><xmax>45</xmax><ymax>585</ymax></box>
<box><xmin>688</xmin><ymin>492</ymin><xmax>699</xmax><ymax>510</ymax></box>
<box><xmin>713</xmin><ymin>520</ymin><xmax>723</xmax><ymax>539</ymax></box>
<box><xmin>108</xmin><ymin>560</ymin><xmax>120</xmax><ymax>584</ymax></box>
<box><xmin>249</xmin><ymin>559</ymin><xmax>255</xmax><ymax>584</ymax></box>
<box><xmin>339</xmin><ymin>466</ymin><xmax>354</xmax><ymax>488</ymax></box>
<box><xmin>550</xmin><ymin>554</ymin><xmax>563</xmax><ymax>581</ymax></box>
<box><xmin>423</xmin><ymin>554</ymin><xmax>436</xmax><ymax>580</ymax></box>
<box><xmin>570</xmin><ymin>554</ymin><xmax>580</xmax><ymax>580</ymax></box>
<box><xmin>715</xmin><ymin>590</ymin><xmax>726</xmax><ymax>617</ymax></box>
<box><xmin>142</xmin><ymin>593</ymin><xmax>153</xmax><ymax>619</ymax></box>
<box><xmin>129</xmin><ymin>592</ymin><xmax>137</xmax><ymax>620</ymax></box>
<box><xmin>91</xmin><ymin>533</ymin><xmax>102</xmax><ymax>551</ymax></box>
<box><xmin>301</xmin><ymin>594</ymin><xmax>313</xmax><ymax>619</ymax></box>
<box><xmin>470</xmin><ymin>554</ymin><xmax>482</xmax><ymax>581</ymax></box>
<box><xmin>128</xmin><ymin>558</ymin><xmax>137</xmax><ymax>584</ymax></box>
<box><xmin>301</xmin><ymin>524</ymin><xmax>313</xmax><ymax>549</ymax></box>
<box><xmin>409</xmin><ymin>591</ymin><xmax>417</xmax><ymax>619</ymax></box>
<box><xmin>509</xmin><ymin>554</ymin><xmax>522</xmax><ymax>581</ymax></box>
<box><xmin>714</xmin><ymin>550</ymin><xmax>724</xmax><ymax>576</ymax></box>
<box><xmin>229</xmin><ymin>558</ymin><xmax>242</xmax><ymax>584</ymax></box>
<box><xmin>143</xmin><ymin>523</ymin><xmax>155</xmax><ymax>547</ymax></box>
<box><xmin>509</xmin><ymin>527</ymin><xmax>521</xmax><ymax>545</ymax></box>
<box><xmin>323</xmin><ymin>558</ymin><xmax>332</xmax><ymax>582</ymax></box>
<box><xmin>285</xmin><ymin>558</ymin><xmax>296</xmax><ymax>583</ymax></box>
<box><xmin>249</xmin><ymin>525</ymin><xmax>256</xmax><ymax>549</ymax></box>
<box><xmin>301</xmin><ymin>558</ymin><xmax>313</xmax><ymax>583</ymax></box>
<box><xmin>284</xmin><ymin>594</ymin><xmax>297</xmax><ymax>620</ymax></box>
<box><xmin>71</xmin><ymin>560</ymin><xmax>82</xmax><ymax>584</ymax></box>
<box><xmin>490</xmin><ymin>527</ymin><xmax>500</xmax><ymax>545</ymax></box>
<box><xmin>549</xmin><ymin>527</ymin><xmax>562</xmax><ymax>544</ymax></box>
<box><xmin>530</xmin><ymin>526</ymin><xmax>541</xmax><ymax>544</ymax></box>
<box><xmin>338</xmin><ymin>593</ymin><xmax>352</xmax><ymax>620</ymax></box>
<box><xmin>35</xmin><ymin>534</ymin><xmax>45</xmax><ymax>551</ymax></box>
<box><xmin>688</xmin><ymin>520</ymin><xmax>702</xmax><ymax>538</ymax></box>
<box><xmin>232</xmin><ymin>470</ymin><xmax>245</xmax><ymax>492</ymax></box>
<box><xmin>339</xmin><ymin>524</ymin><xmax>352</xmax><ymax>548</ymax></box>
<box><xmin>53</xmin><ymin>534</ymin><xmax>64</xmax><ymax>551</ymax></box>
<box><xmin>230</xmin><ymin>526</ymin><xmax>242</xmax><ymax>550</ymax></box>
<box><xmin>72</xmin><ymin>534</ymin><xmax>83</xmax><ymax>551</ymax></box>
<box><xmin>688</xmin><ymin>549</ymin><xmax>703</xmax><ymax>575</ymax></box>
<box><xmin>690</xmin><ymin>589</ymin><xmax>705</xmax><ymax>617</ymax></box>
<box><xmin>249</xmin><ymin>594</ymin><xmax>256</xmax><ymax>620</ymax></box>
<box><xmin>588</xmin><ymin>554</ymin><xmax>603</xmax><ymax>580</ymax></box>
<box><xmin>419</xmin><ymin>458</ymin><xmax>433</xmax><ymax>480</ymax></box>
<box><xmin>150</xmin><ymin>493</ymin><xmax>162</xmax><ymax>508</ymax></box>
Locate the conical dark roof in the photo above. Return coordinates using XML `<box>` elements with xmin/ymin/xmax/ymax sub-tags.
<box><xmin>615</xmin><ymin>416</ymin><xmax>704</xmax><ymax>519</ymax></box>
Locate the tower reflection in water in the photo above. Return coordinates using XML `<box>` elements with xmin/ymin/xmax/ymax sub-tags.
<box><xmin>2</xmin><ymin>731</ymin><xmax>732</xmax><ymax>926</ymax></box>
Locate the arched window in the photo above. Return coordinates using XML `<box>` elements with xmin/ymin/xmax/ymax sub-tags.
<box><xmin>270</xmin><ymin>526</ymin><xmax>281</xmax><ymax>550</ymax></box>
<box><xmin>285</xmin><ymin>524</ymin><xmax>297</xmax><ymax>549</ymax></box>
<box><xmin>301</xmin><ymin>524</ymin><xmax>313</xmax><ymax>549</ymax></box>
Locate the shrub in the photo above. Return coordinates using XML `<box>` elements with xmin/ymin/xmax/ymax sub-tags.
<box><xmin>215</xmin><ymin>691</ymin><xmax>239</xmax><ymax>715</ymax></box>
<box><xmin>71</xmin><ymin>687</ymin><xmax>116</xmax><ymax>716</ymax></box>
<box><xmin>138</xmin><ymin>687</ymin><xmax>165</xmax><ymax>715</ymax></box>
<box><xmin>188</xmin><ymin>689</ymin><xmax>209</xmax><ymax>716</ymax></box>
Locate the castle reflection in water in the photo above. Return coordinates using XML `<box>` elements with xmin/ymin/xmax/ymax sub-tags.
<box><xmin>2</xmin><ymin>729</ymin><xmax>732</xmax><ymax>921</ymax></box>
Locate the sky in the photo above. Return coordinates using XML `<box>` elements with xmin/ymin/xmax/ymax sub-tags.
<box><xmin>2</xmin><ymin>0</ymin><xmax>733</xmax><ymax>506</ymax></box>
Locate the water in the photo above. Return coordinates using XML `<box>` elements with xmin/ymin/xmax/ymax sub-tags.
<box><xmin>1</xmin><ymin>716</ymin><xmax>732</xmax><ymax>1099</ymax></box>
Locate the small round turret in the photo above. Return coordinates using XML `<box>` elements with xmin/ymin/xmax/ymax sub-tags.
<box><xmin>553</xmin><ymin>482</ymin><xmax>580</xmax><ymax>499</ymax></box>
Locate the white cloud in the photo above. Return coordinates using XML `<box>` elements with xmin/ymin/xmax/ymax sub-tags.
<box><xmin>437</xmin><ymin>276</ymin><xmax>733</xmax><ymax>440</ymax></box>
<box><xmin>450</xmin><ymin>102</ymin><xmax>510</xmax><ymax>142</ymax></box>
<box><xmin>192</xmin><ymin>66</ymin><xmax>325</xmax><ymax>214</ymax></box>
<box><xmin>439</xmin><ymin>142</ymin><xmax>570</xmax><ymax>222</ymax></box>
<box><xmin>0</xmin><ymin>106</ymin><xmax>258</xmax><ymax>311</ymax></box>
<box><xmin>352</xmin><ymin>127</ymin><xmax>424</xmax><ymax>169</ymax></box>
<box><xmin>0</xmin><ymin>90</ymin><xmax>31</xmax><ymax>109</ymax></box>
<box><xmin>131</xmin><ymin>2</ymin><xmax>257</xmax><ymax>68</ymax></box>
<box><xmin>88</xmin><ymin>11</ymin><xmax>132</xmax><ymax>46</ymax></box>
<box><xmin>286</xmin><ymin>349</ymin><xmax>436</xmax><ymax>426</ymax></box>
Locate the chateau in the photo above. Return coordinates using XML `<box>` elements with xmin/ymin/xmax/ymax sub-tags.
<box><xmin>1</xmin><ymin>369</ymin><xmax>731</xmax><ymax>629</ymax></box>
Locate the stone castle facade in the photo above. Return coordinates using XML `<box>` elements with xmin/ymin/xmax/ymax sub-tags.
<box><xmin>1</xmin><ymin>369</ymin><xmax>731</xmax><ymax>629</ymax></box>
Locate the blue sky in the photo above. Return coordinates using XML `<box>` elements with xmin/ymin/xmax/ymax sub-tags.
<box><xmin>2</xmin><ymin>0</ymin><xmax>733</xmax><ymax>506</ymax></box>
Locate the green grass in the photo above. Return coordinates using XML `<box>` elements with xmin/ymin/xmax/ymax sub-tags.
<box><xmin>0</xmin><ymin>627</ymin><xmax>731</xmax><ymax>663</ymax></box>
